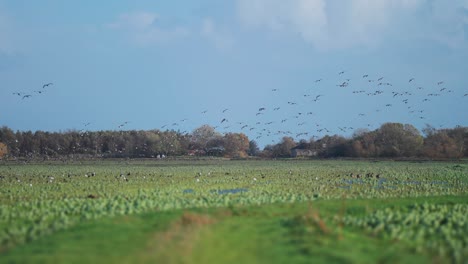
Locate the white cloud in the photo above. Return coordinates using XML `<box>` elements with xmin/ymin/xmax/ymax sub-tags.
<box><xmin>201</xmin><ymin>18</ymin><xmax>234</xmax><ymax>51</ymax></box>
<box><xmin>108</xmin><ymin>12</ymin><xmax>159</xmax><ymax>30</ymax></box>
<box><xmin>0</xmin><ymin>12</ymin><xmax>14</xmax><ymax>54</ymax></box>
<box><xmin>236</xmin><ymin>0</ymin><xmax>467</xmax><ymax>50</ymax></box>
<box><xmin>107</xmin><ymin>12</ymin><xmax>189</xmax><ymax>45</ymax></box>
<box><xmin>426</xmin><ymin>0</ymin><xmax>468</xmax><ymax>48</ymax></box>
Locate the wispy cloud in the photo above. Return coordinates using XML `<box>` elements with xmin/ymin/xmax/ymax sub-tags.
<box><xmin>0</xmin><ymin>11</ymin><xmax>14</xmax><ymax>54</ymax></box>
<box><xmin>425</xmin><ymin>0</ymin><xmax>468</xmax><ymax>48</ymax></box>
<box><xmin>236</xmin><ymin>0</ymin><xmax>468</xmax><ymax>50</ymax></box>
<box><xmin>107</xmin><ymin>11</ymin><xmax>189</xmax><ymax>45</ymax></box>
<box><xmin>201</xmin><ymin>18</ymin><xmax>235</xmax><ymax>51</ymax></box>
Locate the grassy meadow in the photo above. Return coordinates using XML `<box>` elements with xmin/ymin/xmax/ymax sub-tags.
<box><xmin>0</xmin><ymin>159</ymin><xmax>467</xmax><ymax>263</ymax></box>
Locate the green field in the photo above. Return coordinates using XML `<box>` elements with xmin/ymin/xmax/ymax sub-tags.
<box><xmin>0</xmin><ymin>159</ymin><xmax>467</xmax><ymax>263</ymax></box>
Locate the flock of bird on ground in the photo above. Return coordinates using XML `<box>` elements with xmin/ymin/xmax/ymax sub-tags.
<box><xmin>10</xmin><ymin>70</ymin><xmax>468</xmax><ymax>146</ymax></box>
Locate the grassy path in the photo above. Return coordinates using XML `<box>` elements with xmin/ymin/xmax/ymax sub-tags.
<box><xmin>2</xmin><ymin>195</ymin><xmax>467</xmax><ymax>264</ymax></box>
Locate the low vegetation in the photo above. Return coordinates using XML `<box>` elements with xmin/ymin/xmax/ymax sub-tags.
<box><xmin>0</xmin><ymin>159</ymin><xmax>467</xmax><ymax>263</ymax></box>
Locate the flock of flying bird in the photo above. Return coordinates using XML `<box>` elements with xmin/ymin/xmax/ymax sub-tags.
<box><xmin>155</xmin><ymin>70</ymin><xmax>467</xmax><ymax>145</ymax></box>
<box><xmin>10</xmin><ymin>70</ymin><xmax>468</xmax><ymax>146</ymax></box>
<box><xmin>12</xmin><ymin>83</ymin><xmax>53</xmax><ymax>100</ymax></box>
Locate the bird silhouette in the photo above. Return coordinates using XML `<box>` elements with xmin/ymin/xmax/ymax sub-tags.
<box><xmin>42</xmin><ymin>82</ymin><xmax>53</xmax><ymax>89</ymax></box>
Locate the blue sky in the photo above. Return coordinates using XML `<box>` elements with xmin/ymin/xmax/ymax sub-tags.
<box><xmin>1</xmin><ymin>0</ymin><xmax>467</xmax><ymax>147</ymax></box>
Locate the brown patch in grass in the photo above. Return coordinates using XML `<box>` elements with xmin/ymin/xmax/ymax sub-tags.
<box><xmin>142</xmin><ymin>212</ymin><xmax>217</xmax><ymax>262</ymax></box>
<box><xmin>304</xmin><ymin>203</ymin><xmax>330</xmax><ymax>235</ymax></box>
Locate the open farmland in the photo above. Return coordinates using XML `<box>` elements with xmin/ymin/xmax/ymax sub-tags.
<box><xmin>0</xmin><ymin>159</ymin><xmax>467</xmax><ymax>263</ymax></box>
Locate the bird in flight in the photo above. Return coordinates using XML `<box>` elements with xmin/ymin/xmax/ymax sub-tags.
<box><xmin>221</xmin><ymin>118</ymin><xmax>228</xmax><ymax>123</ymax></box>
<box><xmin>313</xmin><ymin>95</ymin><xmax>323</xmax><ymax>102</ymax></box>
<box><xmin>42</xmin><ymin>82</ymin><xmax>53</xmax><ymax>89</ymax></box>
<box><xmin>13</xmin><ymin>92</ymin><xmax>21</xmax><ymax>96</ymax></box>
<box><xmin>258</xmin><ymin>107</ymin><xmax>266</xmax><ymax>111</ymax></box>
<box><xmin>339</xmin><ymin>71</ymin><xmax>345</xmax><ymax>75</ymax></box>
<box><xmin>118</xmin><ymin>121</ymin><xmax>129</xmax><ymax>128</ymax></box>
<box><xmin>437</xmin><ymin>81</ymin><xmax>444</xmax><ymax>85</ymax></box>
<box><xmin>315</xmin><ymin>79</ymin><xmax>322</xmax><ymax>83</ymax></box>
<box><xmin>22</xmin><ymin>94</ymin><xmax>32</xmax><ymax>99</ymax></box>
<box><xmin>222</xmin><ymin>108</ymin><xmax>229</xmax><ymax>113</ymax></box>
<box><xmin>337</xmin><ymin>82</ymin><xmax>349</xmax><ymax>87</ymax></box>
<box><xmin>201</xmin><ymin>110</ymin><xmax>208</xmax><ymax>114</ymax></box>
<box><xmin>409</xmin><ymin>78</ymin><xmax>415</xmax><ymax>82</ymax></box>
<box><xmin>362</xmin><ymin>75</ymin><xmax>369</xmax><ymax>78</ymax></box>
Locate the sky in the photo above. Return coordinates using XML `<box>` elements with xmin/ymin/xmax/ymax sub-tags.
<box><xmin>0</xmin><ymin>0</ymin><xmax>467</xmax><ymax>147</ymax></box>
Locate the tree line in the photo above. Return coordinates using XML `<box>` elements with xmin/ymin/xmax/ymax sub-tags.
<box><xmin>262</xmin><ymin>123</ymin><xmax>467</xmax><ymax>159</ymax></box>
<box><xmin>0</xmin><ymin>123</ymin><xmax>466</xmax><ymax>160</ymax></box>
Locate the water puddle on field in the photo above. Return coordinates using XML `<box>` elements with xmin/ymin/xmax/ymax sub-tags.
<box><xmin>210</xmin><ymin>188</ymin><xmax>249</xmax><ymax>195</ymax></box>
<box><xmin>338</xmin><ymin>178</ymin><xmax>451</xmax><ymax>190</ymax></box>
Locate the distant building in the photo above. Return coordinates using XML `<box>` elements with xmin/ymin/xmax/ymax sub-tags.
<box><xmin>205</xmin><ymin>146</ymin><xmax>225</xmax><ymax>156</ymax></box>
<box><xmin>291</xmin><ymin>144</ymin><xmax>318</xmax><ymax>158</ymax></box>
